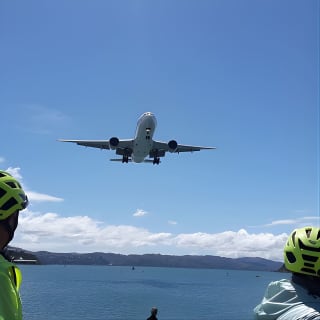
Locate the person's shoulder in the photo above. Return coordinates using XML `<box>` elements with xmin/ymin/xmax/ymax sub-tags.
<box><xmin>268</xmin><ymin>279</ymin><xmax>292</xmax><ymax>287</ymax></box>
<box><xmin>268</xmin><ymin>279</ymin><xmax>293</xmax><ymax>291</ymax></box>
<box><xmin>253</xmin><ymin>278</ymin><xmax>300</xmax><ymax>319</ymax></box>
<box><xmin>0</xmin><ymin>255</ymin><xmax>16</xmax><ymax>272</ymax></box>
<box><xmin>264</xmin><ymin>279</ymin><xmax>293</xmax><ymax>296</ymax></box>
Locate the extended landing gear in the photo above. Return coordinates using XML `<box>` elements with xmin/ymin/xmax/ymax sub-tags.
<box><xmin>153</xmin><ymin>157</ymin><xmax>160</xmax><ymax>165</ymax></box>
<box><xmin>122</xmin><ymin>155</ymin><xmax>129</xmax><ymax>163</ymax></box>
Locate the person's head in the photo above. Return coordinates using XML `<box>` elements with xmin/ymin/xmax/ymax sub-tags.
<box><xmin>151</xmin><ymin>307</ymin><xmax>158</xmax><ymax>316</ymax></box>
<box><xmin>284</xmin><ymin>226</ymin><xmax>320</xmax><ymax>277</ymax></box>
<box><xmin>0</xmin><ymin>170</ymin><xmax>28</xmax><ymax>249</ymax></box>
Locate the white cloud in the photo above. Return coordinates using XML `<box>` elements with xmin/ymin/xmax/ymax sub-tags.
<box><xmin>174</xmin><ymin>229</ymin><xmax>287</xmax><ymax>261</ymax></box>
<box><xmin>6</xmin><ymin>167</ymin><xmax>23</xmax><ymax>180</ymax></box>
<box><xmin>26</xmin><ymin>191</ymin><xmax>63</xmax><ymax>203</ymax></box>
<box><xmin>168</xmin><ymin>220</ymin><xmax>177</xmax><ymax>225</ymax></box>
<box><xmin>265</xmin><ymin>217</ymin><xmax>319</xmax><ymax>227</ymax></box>
<box><xmin>12</xmin><ymin>210</ymin><xmax>288</xmax><ymax>261</ymax></box>
<box><xmin>2</xmin><ymin>167</ymin><xmax>304</xmax><ymax>262</ymax></box>
<box><xmin>133</xmin><ymin>209</ymin><xmax>148</xmax><ymax>217</ymax></box>
<box><xmin>14</xmin><ymin>210</ymin><xmax>172</xmax><ymax>253</ymax></box>
<box><xmin>266</xmin><ymin>219</ymin><xmax>297</xmax><ymax>226</ymax></box>
<box><xmin>5</xmin><ymin>167</ymin><xmax>63</xmax><ymax>203</ymax></box>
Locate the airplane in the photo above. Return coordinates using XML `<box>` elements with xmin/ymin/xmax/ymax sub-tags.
<box><xmin>58</xmin><ymin>112</ymin><xmax>215</xmax><ymax>164</ymax></box>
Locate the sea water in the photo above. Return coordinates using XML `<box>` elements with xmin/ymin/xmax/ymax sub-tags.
<box><xmin>19</xmin><ymin>265</ymin><xmax>289</xmax><ymax>320</ymax></box>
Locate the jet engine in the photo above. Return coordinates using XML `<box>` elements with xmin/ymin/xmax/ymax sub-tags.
<box><xmin>168</xmin><ymin>140</ymin><xmax>178</xmax><ymax>153</ymax></box>
<box><xmin>109</xmin><ymin>137</ymin><xmax>119</xmax><ymax>150</ymax></box>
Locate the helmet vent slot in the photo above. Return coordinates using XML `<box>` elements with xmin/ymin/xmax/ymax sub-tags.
<box><xmin>0</xmin><ymin>187</ymin><xmax>6</xmax><ymax>198</ymax></box>
<box><xmin>302</xmin><ymin>254</ymin><xmax>318</xmax><ymax>262</ymax></box>
<box><xmin>298</xmin><ymin>239</ymin><xmax>320</xmax><ymax>252</ymax></box>
<box><xmin>292</xmin><ymin>232</ymin><xmax>297</xmax><ymax>246</ymax></box>
<box><xmin>301</xmin><ymin>267</ymin><xmax>316</xmax><ymax>275</ymax></box>
<box><xmin>304</xmin><ymin>263</ymin><xmax>315</xmax><ymax>268</ymax></box>
<box><xmin>0</xmin><ymin>197</ymin><xmax>18</xmax><ymax>211</ymax></box>
<box><xmin>306</xmin><ymin>229</ymin><xmax>312</xmax><ymax>237</ymax></box>
<box><xmin>5</xmin><ymin>181</ymin><xmax>18</xmax><ymax>189</ymax></box>
<box><xmin>286</xmin><ymin>252</ymin><xmax>296</xmax><ymax>263</ymax></box>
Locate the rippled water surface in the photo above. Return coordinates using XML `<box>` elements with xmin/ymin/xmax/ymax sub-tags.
<box><xmin>19</xmin><ymin>265</ymin><xmax>289</xmax><ymax>320</ymax></box>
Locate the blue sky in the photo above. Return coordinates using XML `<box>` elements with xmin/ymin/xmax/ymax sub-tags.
<box><xmin>0</xmin><ymin>0</ymin><xmax>319</xmax><ymax>261</ymax></box>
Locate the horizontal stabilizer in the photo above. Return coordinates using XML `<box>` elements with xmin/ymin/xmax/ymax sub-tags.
<box><xmin>109</xmin><ymin>158</ymin><xmax>159</xmax><ymax>164</ymax></box>
<box><xmin>110</xmin><ymin>158</ymin><xmax>132</xmax><ymax>162</ymax></box>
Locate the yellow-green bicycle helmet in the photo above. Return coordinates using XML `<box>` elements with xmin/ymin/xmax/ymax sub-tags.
<box><xmin>0</xmin><ymin>170</ymin><xmax>28</xmax><ymax>220</ymax></box>
<box><xmin>284</xmin><ymin>226</ymin><xmax>320</xmax><ymax>276</ymax></box>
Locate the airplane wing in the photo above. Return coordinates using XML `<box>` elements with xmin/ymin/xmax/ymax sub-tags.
<box><xmin>152</xmin><ymin>140</ymin><xmax>216</xmax><ymax>156</ymax></box>
<box><xmin>174</xmin><ymin>144</ymin><xmax>216</xmax><ymax>152</ymax></box>
<box><xmin>58</xmin><ymin>139</ymin><xmax>111</xmax><ymax>149</ymax></box>
<box><xmin>58</xmin><ymin>139</ymin><xmax>134</xmax><ymax>153</ymax></box>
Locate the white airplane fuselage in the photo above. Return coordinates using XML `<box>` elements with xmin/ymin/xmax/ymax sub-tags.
<box><xmin>132</xmin><ymin>112</ymin><xmax>157</xmax><ymax>163</ymax></box>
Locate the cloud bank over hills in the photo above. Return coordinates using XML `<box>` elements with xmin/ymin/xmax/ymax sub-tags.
<box><xmin>5</xmin><ymin>166</ymin><xmax>316</xmax><ymax>262</ymax></box>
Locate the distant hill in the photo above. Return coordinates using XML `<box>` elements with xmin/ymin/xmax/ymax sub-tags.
<box><xmin>4</xmin><ymin>247</ymin><xmax>282</xmax><ymax>271</ymax></box>
<box><xmin>5</xmin><ymin>246</ymin><xmax>39</xmax><ymax>264</ymax></box>
<box><xmin>32</xmin><ymin>251</ymin><xmax>282</xmax><ymax>271</ymax></box>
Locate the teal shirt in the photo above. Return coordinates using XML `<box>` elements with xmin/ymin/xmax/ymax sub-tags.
<box><xmin>254</xmin><ymin>279</ymin><xmax>320</xmax><ymax>320</ymax></box>
<box><xmin>0</xmin><ymin>255</ymin><xmax>22</xmax><ymax>320</ymax></box>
